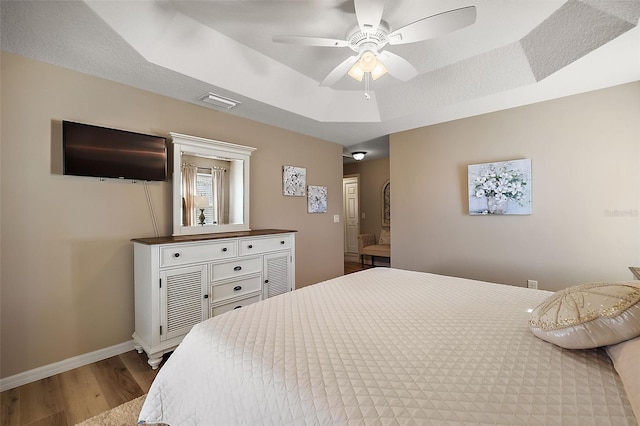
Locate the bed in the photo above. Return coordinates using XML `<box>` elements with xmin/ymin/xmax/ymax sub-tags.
<box><xmin>139</xmin><ymin>268</ymin><xmax>639</xmax><ymax>425</ymax></box>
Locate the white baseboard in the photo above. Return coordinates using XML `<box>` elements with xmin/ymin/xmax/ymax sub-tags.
<box><xmin>0</xmin><ymin>340</ymin><xmax>136</xmax><ymax>392</ymax></box>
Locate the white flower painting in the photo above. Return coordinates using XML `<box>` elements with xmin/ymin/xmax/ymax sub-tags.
<box><xmin>283</xmin><ymin>166</ymin><xmax>306</xmax><ymax>196</ymax></box>
<box><xmin>468</xmin><ymin>159</ymin><xmax>532</xmax><ymax>215</ymax></box>
<box><xmin>307</xmin><ymin>185</ymin><xmax>327</xmax><ymax>213</ymax></box>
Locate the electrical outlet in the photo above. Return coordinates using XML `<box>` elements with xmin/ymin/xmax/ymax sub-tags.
<box><xmin>527</xmin><ymin>280</ymin><xmax>538</xmax><ymax>290</ymax></box>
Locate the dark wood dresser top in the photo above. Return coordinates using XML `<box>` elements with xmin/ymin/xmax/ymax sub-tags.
<box><xmin>132</xmin><ymin>229</ymin><xmax>297</xmax><ymax>245</ymax></box>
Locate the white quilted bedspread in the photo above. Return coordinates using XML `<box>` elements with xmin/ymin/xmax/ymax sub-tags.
<box><xmin>139</xmin><ymin>268</ymin><xmax>636</xmax><ymax>425</ymax></box>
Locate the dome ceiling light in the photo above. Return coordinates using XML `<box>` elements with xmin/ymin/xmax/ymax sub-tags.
<box><xmin>352</xmin><ymin>152</ymin><xmax>367</xmax><ymax>161</ymax></box>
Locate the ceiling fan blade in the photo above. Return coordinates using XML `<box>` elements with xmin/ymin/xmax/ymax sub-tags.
<box><xmin>354</xmin><ymin>0</ymin><xmax>385</xmax><ymax>33</ymax></box>
<box><xmin>272</xmin><ymin>35</ymin><xmax>349</xmax><ymax>47</ymax></box>
<box><xmin>387</xmin><ymin>6</ymin><xmax>477</xmax><ymax>45</ymax></box>
<box><xmin>320</xmin><ymin>56</ymin><xmax>358</xmax><ymax>86</ymax></box>
<box><xmin>377</xmin><ymin>51</ymin><xmax>417</xmax><ymax>81</ymax></box>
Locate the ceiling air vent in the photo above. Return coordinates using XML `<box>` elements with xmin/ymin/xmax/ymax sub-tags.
<box><xmin>199</xmin><ymin>92</ymin><xmax>241</xmax><ymax>110</ymax></box>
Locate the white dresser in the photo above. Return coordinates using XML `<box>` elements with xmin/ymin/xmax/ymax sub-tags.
<box><xmin>132</xmin><ymin>229</ymin><xmax>296</xmax><ymax>368</ymax></box>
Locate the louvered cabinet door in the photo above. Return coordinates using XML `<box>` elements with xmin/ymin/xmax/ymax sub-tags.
<box><xmin>159</xmin><ymin>264</ymin><xmax>207</xmax><ymax>341</ymax></box>
<box><xmin>263</xmin><ymin>252</ymin><xmax>292</xmax><ymax>299</ymax></box>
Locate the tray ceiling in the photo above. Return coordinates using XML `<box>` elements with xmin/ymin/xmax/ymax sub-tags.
<box><xmin>2</xmin><ymin>0</ymin><xmax>639</xmax><ymax>160</ymax></box>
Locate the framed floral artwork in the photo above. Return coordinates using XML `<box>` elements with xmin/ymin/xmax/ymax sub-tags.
<box><xmin>468</xmin><ymin>159</ymin><xmax>531</xmax><ymax>215</ymax></box>
<box><xmin>282</xmin><ymin>166</ymin><xmax>306</xmax><ymax>196</ymax></box>
<box><xmin>307</xmin><ymin>185</ymin><xmax>327</xmax><ymax>213</ymax></box>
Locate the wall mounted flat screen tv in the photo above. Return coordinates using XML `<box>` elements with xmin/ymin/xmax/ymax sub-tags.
<box><xmin>63</xmin><ymin>121</ymin><xmax>167</xmax><ymax>181</ymax></box>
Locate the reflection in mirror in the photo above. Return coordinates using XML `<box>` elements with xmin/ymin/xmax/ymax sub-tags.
<box><xmin>171</xmin><ymin>132</ymin><xmax>256</xmax><ymax>236</ymax></box>
<box><xmin>181</xmin><ymin>155</ymin><xmax>232</xmax><ymax>226</ymax></box>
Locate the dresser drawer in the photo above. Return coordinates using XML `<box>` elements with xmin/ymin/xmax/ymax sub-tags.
<box><xmin>210</xmin><ymin>275</ymin><xmax>261</xmax><ymax>303</ymax></box>
<box><xmin>210</xmin><ymin>257</ymin><xmax>261</xmax><ymax>282</ymax></box>
<box><xmin>238</xmin><ymin>234</ymin><xmax>292</xmax><ymax>256</ymax></box>
<box><xmin>160</xmin><ymin>240</ymin><xmax>237</xmax><ymax>267</ymax></box>
<box><xmin>211</xmin><ymin>294</ymin><xmax>261</xmax><ymax>317</ymax></box>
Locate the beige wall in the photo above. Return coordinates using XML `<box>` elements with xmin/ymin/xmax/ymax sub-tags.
<box><xmin>344</xmin><ymin>158</ymin><xmax>390</xmax><ymax>241</ymax></box>
<box><xmin>0</xmin><ymin>52</ymin><xmax>344</xmax><ymax>377</ymax></box>
<box><xmin>391</xmin><ymin>82</ymin><xmax>640</xmax><ymax>291</ymax></box>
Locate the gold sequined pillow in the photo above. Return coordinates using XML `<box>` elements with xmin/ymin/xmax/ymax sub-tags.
<box><xmin>529</xmin><ymin>282</ymin><xmax>640</xmax><ymax>349</ymax></box>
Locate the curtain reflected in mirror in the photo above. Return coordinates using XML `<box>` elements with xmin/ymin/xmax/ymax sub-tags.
<box><xmin>211</xmin><ymin>168</ymin><xmax>225</xmax><ymax>224</ymax></box>
<box><xmin>182</xmin><ymin>163</ymin><xmax>197</xmax><ymax>226</ymax></box>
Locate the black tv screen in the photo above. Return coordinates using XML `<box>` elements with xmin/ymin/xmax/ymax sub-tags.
<box><xmin>62</xmin><ymin>121</ymin><xmax>167</xmax><ymax>181</ymax></box>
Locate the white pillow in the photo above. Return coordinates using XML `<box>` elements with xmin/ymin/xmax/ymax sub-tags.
<box><xmin>529</xmin><ymin>282</ymin><xmax>640</xmax><ymax>349</ymax></box>
<box><xmin>379</xmin><ymin>229</ymin><xmax>390</xmax><ymax>245</ymax></box>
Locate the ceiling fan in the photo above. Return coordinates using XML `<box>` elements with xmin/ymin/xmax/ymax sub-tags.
<box><xmin>273</xmin><ymin>0</ymin><xmax>477</xmax><ymax>90</ymax></box>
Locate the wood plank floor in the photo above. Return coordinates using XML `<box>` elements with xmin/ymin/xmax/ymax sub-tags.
<box><xmin>1</xmin><ymin>262</ymin><xmax>365</xmax><ymax>425</ymax></box>
<box><xmin>1</xmin><ymin>350</ymin><xmax>167</xmax><ymax>425</ymax></box>
<box><xmin>344</xmin><ymin>260</ymin><xmax>373</xmax><ymax>274</ymax></box>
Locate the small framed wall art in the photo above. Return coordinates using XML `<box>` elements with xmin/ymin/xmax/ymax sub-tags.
<box><xmin>307</xmin><ymin>185</ymin><xmax>327</xmax><ymax>213</ymax></box>
<box><xmin>282</xmin><ymin>166</ymin><xmax>306</xmax><ymax>196</ymax></box>
<box><xmin>468</xmin><ymin>159</ymin><xmax>532</xmax><ymax>215</ymax></box>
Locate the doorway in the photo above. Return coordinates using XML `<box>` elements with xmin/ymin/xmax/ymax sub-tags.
<box><xmin>343</xmin><ymin>176</ymin><xmax>360</xmax><ymax>262</ymax></box>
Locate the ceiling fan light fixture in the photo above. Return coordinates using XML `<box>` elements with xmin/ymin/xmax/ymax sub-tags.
<box><xmin>347</xmin><ymin>50</ymin><xmax>387</xmax><ymax>82</ymax></box>
<box><xmin>348</xmin><ymin>62</ymin><xmax>365</xmax><ymax>81</ymax></box>
<box><xmin>352</xmin><ymin>151</ymin><xmax>366</xmax><ymax>161</ymax></box>
<box><xmin>359</xmin><ymin>50</ymin><xmax>377</xmax><ymax>72</ymax></box>
<box><xmin>370</xmin><ymin>61</ymin><xmax>387</xmax><ymax>80</ymax></box>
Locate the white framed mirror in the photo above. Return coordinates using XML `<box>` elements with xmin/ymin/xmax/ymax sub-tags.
<box><xmin>171</xmin><ymin>132</ymin><xmax>256</xmax><ymax>236</ymax></box>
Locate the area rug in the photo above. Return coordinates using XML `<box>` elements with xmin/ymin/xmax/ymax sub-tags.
<box><xmin>76</xmin><ymin>394</ymin><xmax>147</xmax><ymax>426</ymax></box>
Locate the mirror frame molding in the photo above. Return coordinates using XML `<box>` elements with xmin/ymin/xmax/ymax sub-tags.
<box><xmin>171</xmin><ymin>132</ymin><xmax>256</xmax><ymax>236</ymax></box>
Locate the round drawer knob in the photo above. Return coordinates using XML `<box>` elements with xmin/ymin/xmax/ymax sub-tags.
<box><xmin>233</xmin><ymin>286</ymin><xmax>242</xmax><ymax>291</ymax></box>
<box><xmin>248</xmin><ymin>244</ymin><xmax>253</xmax><ymax>249</ymax></box>
<box><xmin>234</xmin><ymin>305</ymin><xmax>242</xmax><ymax>310</ymax></box>
<box><xmin>233</xmin><ymin>266</ymin><xmax>242</xmax><ymax>271</ymax></box>
<box><xmin>280</xmin><ymin>240</ymin><xmax>285</xmax><ymax>244</ymax></box>
<box><xmin>173</xmin><ymin>253</ymin><xmax>180</xmax><ymax>258</ymax></box>
<box><xmin>264</xmin><ymin>279</ymin><xmax>269</xmax><ymax>284</ymax></box>
<box><xmin>222</xmin><ymin>247</ymin><xmax>228</xmax><ymax>252</ymax></box>
<box><xmin>204</xmin><ymin>294</ymin><xmax>209</xmax><ymax>299</ymax></box>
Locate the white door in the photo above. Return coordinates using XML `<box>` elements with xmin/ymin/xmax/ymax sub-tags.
<box><xmin>343</xmin><ymin>177</ymin><xmax>359</xmax><ymax>254</ymax></box>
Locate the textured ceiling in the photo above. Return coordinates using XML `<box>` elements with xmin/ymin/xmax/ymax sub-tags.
<box><xmin>2</xmin><ymin>0</ymin><xmax>639</xmax><ymax>160</ymax></box>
